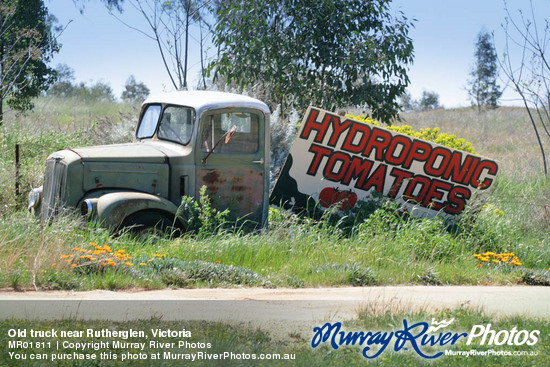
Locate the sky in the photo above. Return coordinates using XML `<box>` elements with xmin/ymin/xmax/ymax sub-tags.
<box><xmin>45</xmin><ymin>0</ymin><xmax>550</xmax><ymax>108</ymax></box>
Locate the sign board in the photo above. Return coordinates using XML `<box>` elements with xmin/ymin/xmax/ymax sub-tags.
<box><xmin>270</xmin><ymin>107</ymin><xmax>499</xmax><ymax>219</ymax></box>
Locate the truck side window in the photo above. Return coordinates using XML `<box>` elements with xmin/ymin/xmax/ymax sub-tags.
<box><xmin>157</xmin><ymin>106</ymin><xmax>195</xmax><ymax>145</ymax></box>
<box><xmin>137</xmin><ymin>105</ymin><xmax>161</xmax><ymax>139</ymax></box>
<box><xmin>201</xmin><ymin>112</ymin><xmax>259</xmax><ymax>154</ymax></box>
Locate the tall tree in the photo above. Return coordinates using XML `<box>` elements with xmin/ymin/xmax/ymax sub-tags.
<box><xmin>418</xmin><ymin>90</ymin><xmax>441</xmax><ymax>111</ymax></box>
<box><xmin>0</xmin><ymin>0</ymin><xmax>59</xmax><ymax>122</ymax></box>
<box><xmin>468</xmin><ymin>31</ymin><xmax>502</xmax><ymax>110</ymax></box>
<box><xmin>107</xmin><ymin>0</ymin><xmax>210</xmax><ymax>91</ymax></box>
<box><xmin>500</xmin><ymin>1</ymin><xmax>550</xmax><ymax>176</ymax></box>
<box><xmin>210</xmin><ymin>0</ymin><xmax>414</xmax><ymax>123</ymax></box>
<box><xmin>121</xmin><ymin>75</ymin><xmax>150</xmax><ymax>102</ymax></box>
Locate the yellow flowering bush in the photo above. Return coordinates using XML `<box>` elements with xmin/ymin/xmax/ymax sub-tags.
<box><xmin>482</xmin><ymin>203</ymin><xmax>506</xmax><ymax>217</ymax></box>
<box><xmin>347</xmin><ymin>114</ymin><xmax>477</xmax><ymax>154</ymax></box>
<box><xmin>55</xmin><ymin>242</ymin><xmax>166</xmax><ymax>270</ymax></box>
<box><xmin>474</xmin><ymin>251</ymin><xmax>522</xmax><ymax>267</ymax></box>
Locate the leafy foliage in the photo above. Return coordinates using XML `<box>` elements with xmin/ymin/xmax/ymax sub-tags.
<box><xmin>347</xmin><ymin>114</ymin><xmax>477</xmax><ymax>154</ymax></box>
<box><xmin>398</xmin><ymin>90</ymin><xmax>441</xmax><ymax>111</ymax></box>
<box><xmin>210</xmin><ymin>0</ymin><xmax>414</xmax><ymax>123</ymax></box>
<box><xmin>47</xmin><ymin>64</ymin><xmax>115</xmax><ymax>101</ymax></box>
<box><xmin>121</xmin><ymin>75</ymin><xmax>150</xmax><ymax>103</ymax></box>
<box><xmin>176</xmin><ymin>185</ymin><xmax>230</xmax><ymax>235</ymax></box>
<box><xmin>468</xmin><ymin>31</ymin><xmax>501</xmax><ymax>110</ymax></box>
<box><xmin>0</xmin><ymin>0</ymin><xmax>59</xmax><ymax>120</ymax></box>
<box><xmin>130</xmin><ymin>258</ymin><xmax>269</xmax><ymax>287</ymax></box>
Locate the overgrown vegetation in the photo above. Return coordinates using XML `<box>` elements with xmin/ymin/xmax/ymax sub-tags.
<box><xmin>0</xmin><ymin>97</ymin><xmax>549</xmax><ymax>290</ymax></box>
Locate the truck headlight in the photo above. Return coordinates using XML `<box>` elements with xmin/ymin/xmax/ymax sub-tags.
<box><xmin>28</xmin><ymin>188</ymin><xmax>42</xmax><ymax>210</ymax></box>
<box><xmin>80</xmin><ymin>199</ymin><xmax>97</xmax><ymax>217</ymax></box>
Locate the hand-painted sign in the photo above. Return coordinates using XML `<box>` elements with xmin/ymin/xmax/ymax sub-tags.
<box><xmin>270</xmin><ymin>107</ymin><xmax>499</xmax><ymax>219</ymax></box>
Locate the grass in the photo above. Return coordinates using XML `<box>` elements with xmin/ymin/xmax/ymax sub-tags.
<box><xmin>0</xmin><ymin>307</ymin><xmax>547</xmax><ymax>366</ymax></box>
<box><xmin>0</xmin><ymin>99</ymin><xmax>549</xmax><ymax>290</ymax></box>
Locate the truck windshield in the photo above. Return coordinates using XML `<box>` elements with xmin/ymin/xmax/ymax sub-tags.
<box><xmin>136</xmin><ymin>104</ymin><xmax>195</xmax><ymax>145</ymax></box>
<box><xmin>137</xmin><ymin>105</ymin><xmax>161</xmax><ymax>139</ymax></box>
<box><xmin>157</xmin><ymin>106</ymin><xmax>195</xmax><ymax>145</ymax></box>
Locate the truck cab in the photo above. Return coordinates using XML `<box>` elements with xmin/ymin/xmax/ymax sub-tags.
<box><xmin>28</xmin><ymin>91</ymin><xmax>271</xmax><ymax>233</ymax></box>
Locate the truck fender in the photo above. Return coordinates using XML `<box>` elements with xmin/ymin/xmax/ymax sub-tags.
<box><xmin>94</xmin><ymin>192</ymin><xmax>179</xmax><ymax>229</ymax></box>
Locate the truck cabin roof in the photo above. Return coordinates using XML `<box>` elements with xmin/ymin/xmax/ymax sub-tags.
<box><xmin>143</xmin><ymin>91</ymin><xmax>271</xmax><ymax>116</ymax></box>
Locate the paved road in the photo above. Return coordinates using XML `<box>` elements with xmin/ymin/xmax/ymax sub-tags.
<box><xmin>1</xmin><ymin>286</ymin><xmax>548</xmax><ymax>338</ymax></box>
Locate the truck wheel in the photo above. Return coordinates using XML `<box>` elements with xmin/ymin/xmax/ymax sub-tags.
<box><xmin>118</xmin><ymin>211</ymin><xmax>181</xmax><ymax>238</ymax></box>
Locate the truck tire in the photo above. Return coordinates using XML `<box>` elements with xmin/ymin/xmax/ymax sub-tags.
<box><xmin>118</xmin><ymin>211</ymin><xmax>181</xmax><ymax>238</ymax></box>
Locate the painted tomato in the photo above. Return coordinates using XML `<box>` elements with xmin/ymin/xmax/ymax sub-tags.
<box><xmin>318</xmin><ymin>187</ymin><xmax>358</xmax><ymax>210</ymax></box>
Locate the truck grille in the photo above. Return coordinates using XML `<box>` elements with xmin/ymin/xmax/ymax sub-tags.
<box><xmin>40</xmin><ymin>157</ymin><xmax>67</xmax><ymax>221</ymax></box>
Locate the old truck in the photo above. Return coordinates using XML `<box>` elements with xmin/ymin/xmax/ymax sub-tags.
<box><xmin>28</xmin><ymin>90</ymin><xmax>499</xmax><ymax>232</ymax></box>
<box><xmin>28</xmin><ymin>91</ymin><xmax>271</xmax><ymax>233</ymax></box>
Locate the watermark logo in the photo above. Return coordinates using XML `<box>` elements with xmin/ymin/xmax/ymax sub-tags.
<box><xmin>427</xmin><ymin>318</ymin><xmax>455</xmax><ymax>333</ymax></box>
<box><xmin>466</xmin><ymin>324</ymin><xmax>539</xmax><ymax>346</ymax></box>
<box><xmin>311</xmin><ymin>320</ymin><xmax>467</xmax><ymax>359</ymax></box>
<box><xmin>311</xmin><ymin>319</ymin><xmax>540</xmax><ymax>359</ymax></box>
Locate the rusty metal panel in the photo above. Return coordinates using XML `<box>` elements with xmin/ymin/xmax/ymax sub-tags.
<box><xmin>196</xmin><ymin>168</ymin><xmax>264</xmax><ymax>221</ymax></box>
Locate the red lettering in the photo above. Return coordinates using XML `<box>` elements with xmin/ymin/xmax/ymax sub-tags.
<box><xmin>300</xmin><ymin>109</ymin><xmax>328</xmax><ymax>143</ymax></box>
<box><xmin>364</xmin><ymin>128</ymin><xmax>392</xmax><ymax>161</ymax></box>
<box><xmin>385</xmin><ymin>135</ymin><xmax>412</xmax><ymax>166</ymax></box>
<box><xmin>342</xmin><ymin>123</ymin><xmax>371</xmax><ymax>154</ymax></box>
<box><xmin>342</xmin><ymin>156</ymin><xmax>373</xmax><ymax>187</ymax></box>
<box><xmin>327</xmin><ymin>118</ymin><xmax>351</xmax><ymax>147</ymax></box>
<box><xmin>361</xmin><ymin>164</ymin><xmax>387</xmax><ymax>193</ymax></box>
<box><xmin>324</xmin><ymin>152</ymin><xmax>351</xmax><ymax>182</ymax></box>
<box><xmin>442</xmin><ymin>153</ymin><xmax>472</xmax><ymax>184</ymax></box>
<box><xmin>445</xmin><ymin>186</ymin><xmax>471</xmax><ymax>214</ymax></box>
<box><xmin>421</xmin><ymin>179</ymin><xmax>452</xmax><ymax>210</ymax></box>
<box><xmin>403</xmin><ymin>176</ymin><xmax>431</xmax><ymax>203</ymax></box>
<box><xmin>424</xmin><ymin>147</ymin><xmax>451</xmax><ymax>177</ymax></box>
<box><xmin>470</xmin><ymin>160</ymin><xmax>498</xmax><ymax>189</ymax></box>
<box><xmin>388</xmin><ymin>167</ymin><xmax>413</xmax><ymax>198</ymax></box>
<box><xmin>307</xmin><ymin>144</ymin><xmax>333</xmax><ymax>176</ymax></box>
<box><xmin>403</xmin><ymin>140</ymin><xmax>432</xmax><ymax>169</ymax></box>
<box><xmin>463</xmin><ymin>157</ymin><xmax>481</xmax><ymax>184</ymax></box>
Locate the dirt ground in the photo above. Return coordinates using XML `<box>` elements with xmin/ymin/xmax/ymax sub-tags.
<box><xmin>0</xmin><ymin>286</ymin><xmax>548</xmax><ymax>339</ymax></box>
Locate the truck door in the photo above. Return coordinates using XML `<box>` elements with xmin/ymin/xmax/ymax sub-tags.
<box><xmin>195</xmin><ymin>109</ymin><xmax>267</xmax><ymax>225</ymax></box>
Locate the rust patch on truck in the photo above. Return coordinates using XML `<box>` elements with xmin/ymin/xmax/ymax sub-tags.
<box><xmin>203</xmin><ymin>170</ymin><xmax>224</xmax><ymax>185</ymax></box>
<box><xmin>197</xmin><ymin>167</ymin><xmax>263</xmax><ymax>221</ymax></box>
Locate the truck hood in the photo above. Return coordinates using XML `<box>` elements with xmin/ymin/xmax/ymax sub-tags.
<box><xmin>69</xmin><ymin>143</ymin><xmax>168</xmax><ymax>164</ymax></box>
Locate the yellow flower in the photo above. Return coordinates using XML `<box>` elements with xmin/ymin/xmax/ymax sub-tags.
<box><xmin>125</xmin><ymin>262</ymin><xmax>134</xmax><ymax>266</ymax></box>
<box><xmin>139</xmin><ymin>263</ymin><xmax>147</xmax><ymax>266</ymax></box>
<box><xmin>71</xmin><ymin>264</ymin><xmax>77</xmax><ymax>268</ymax></box>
